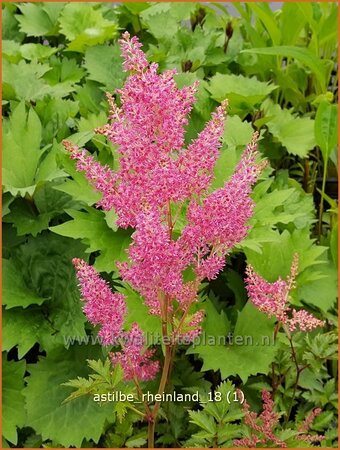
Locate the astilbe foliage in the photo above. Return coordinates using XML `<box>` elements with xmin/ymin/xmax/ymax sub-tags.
<box><xmin>234</xmin><ymin>390</ymin><xmax>325</xmax><ymax>448</ymax></box>
<box><xmin>245</xmin><ymin>254</ymin><xmax>325</xmax><ymax>332</ymax></box>
<box><xmin>65</xmin><ymin>32</ymin><xmax>266</xmax><ymax>381</ymax></box>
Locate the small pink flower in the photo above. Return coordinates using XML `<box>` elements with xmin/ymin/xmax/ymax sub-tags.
<box><xmin>245</xmin><ymin>254</ymin><xmax>325</xmax><ymax>332</ymax></box>
<box><xmin>73</xmin><ymin>259</ymin><xmax>159</xmax><ymax>380</ymax></box>
<box><xmin>110</xmin><ymin>323</ymin><xmax>159</xmax><ymax>381</ymax></box>
<box><xmin>72</xmin><ymin>258</ymin><xmax>127</xmax><ymax>346</ymax></box>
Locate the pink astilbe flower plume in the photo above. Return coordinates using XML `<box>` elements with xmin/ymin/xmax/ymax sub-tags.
<box><xmin>66</xmin><ymin>32</ymin><xmax>268</xmax><ymax>380</ymax></box>
<box><xmin>234</xmin><ymin>390</ymin><xmax>325</xmax><ymax>447</ymax></box>
<box><xmin>234</xmin><ymin>389</ymin><xmax>286</xmax><ymax>448</ymax></box>
<box><xmin>73</xmin><ymin>259</ymin><xmax>159</xmax><ymax>381</ymax></box>
<box><xmin>72</xmin><ymin>258</ymin><xmax>127</xmax><ymax>346</ymax></box>
<box><xmin>245</xmin><ymin>254</ymin><xmax>325</xmax><ymax>332</ymax></box>
<box><xmin>296</xmin><ymin>408</ymin><xmax>325</xmax><ymax>444</ymax></box>
<box><xmin>180</xmin><ymin>132</ymin><xmax>266</xmax><ymax>281</ymax></box>
<box><xmin>110</xmin><ymin>323</ymin><xmax>160</xmax><ymax>381</ymax></box>
<box><xmin>64</xmin><ymin>32</ymin><xmax>228</xmax><ymax>229</ymax></box>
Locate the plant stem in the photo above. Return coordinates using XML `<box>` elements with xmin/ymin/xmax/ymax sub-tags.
<box><xmin>283</xmin><ymin>325</ymin><xmax>304</xmax><ymax>425</ymax></box>
<box><xmin>317</xmin><ymin>159</ymin><xmax>328</xmax><ymax>240</ymax></box>
<box><xmin>147</xmin><ymin>344</ymin><xmax>172</xmax><ymax>448</ymax></box>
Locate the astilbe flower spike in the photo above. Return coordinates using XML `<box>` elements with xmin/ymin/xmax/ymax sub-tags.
<box><xmin>66</xmin><ymin>33</ymin><xmax>267</xmax><ymax>379</ymax></box>
<box><xmin>245</xmin><ymin>254</ymin><xmax>325</xmax><ymax>332</ymax></box>
<box><xmin>234</xmin><ymin>390</ymin><xmax>324</xmax><ymax>447</ymax></box>
<box><xmin>110</xmin><ymin>323</ymin><xmax>160</xmax><ymax>381</ymax></box>
<box><xmin>72</xmin><ymin>258</ymin><xmax>127</xmax><ymax>346</ymax></box>
<box><xmin>296</xmin><ymin>408</ymin><xmax>325</xmax><ymax>444</ymax></box>
<box><xmin>72</xmin><ymin>258</ymin><xmax>158</xmax><ymax>381</ymax></box>
<box><xmin>234</xmin><ymin>389</ymin><xmax>287</xmax><ymax>448</ymax></box>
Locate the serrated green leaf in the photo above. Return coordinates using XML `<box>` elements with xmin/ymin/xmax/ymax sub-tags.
<box><xmin>53</xmin><ymin>153</ymin><xmax>101</xmax><ymax>206</ymax></box>
<box><xmin>116</xmin><ymin>283</ymin><xmax>161</xmax><ymax>336</ymax></box>
<box><xmin>35</xmin><ymin>98</ymin><xmax>79</xmax><ymax>144</ymax></box>
<box><xmin>297</xmin><ymin>264</ymin><xmax>337</xmax><ymax>313</ymax></box>
<box><xmin>24</xmin><ymin>346</ymin><xmax>115</xmax><ymax>447</ymax></box>
<box><xmin>59</xmin><ymin>3</ymin><xmax>118</xmax><ymax>53</ymax></box>
<box><xmin>84</xmin><ymin>44</ymin><xmax>125</xmax><ymax>92</ymax></box>
<box><xmin>50</xmin><ymin>208</ymin><xmax>131</xmax><ymax>272</ymax></box>
<box><xmin>2</xmin><ymin>59</ymin><xmax>55</xmax><ymax>102</ymax></box>
<box><xmin>14</xmin><ymin>233</ymin><xmax>87</xmax><ymax>343</ymax></box>
<box><xmin>3</xmin><ymin>198</ymin><xmax>52</xmax><ymax>237</ymax></box>
<box><xmin>20</xmin><ymin>43</ymin><xmax>58</xmax><ymax>61</ymax></box>
<box><xmin>16</xmin><ymin>2</ymin><xmax>62</xmax><ymax>36</ymax></box>
<box><xmin>208</xmin><ymin>73</ymin><xmax>277</xmax><ymax>115</ymax></box>
<box><xmin>243</xmin><ymin>45</ymin><xmax>327</xmax><ymax>91</ymax></box>
<box><xmin>2</xmin><ymin>259</ymin><xmax>47</xmax><ymax>309</ymax></box>
<box><xmin>2</xmin><ymin>40</ymin><xmax>22</xmax><ymax>63</ymax></box>
<box><xmin>2</xmin><ymin>357</ymin><xmax>26</xmax><ymax>444</ymax></box>
<box><xmin>314</xmin><ymin>101</ymin><xmax>338</xmax><ymax>163</ymax></box>
<box><xmin>2</xmin><ymin>101</ymin><xmax>43</xmax><ymax>196</ymax></box>
<box><xmin>189</xmin><ymin>301</ymin><xmax>276</xmax><ymax>382</ymax></box>
<box><xmin>2</xmin><ymin>308</ymin><xmax>53</xmax><ymax>358</ymax></box>
<box><xmin>263</xmin><ymin>100</ymin><xmax>316</xmax><ymax>157</ymax></box>
<box><xmin>211</xmin><ymin>115</ymin><xmax>254</xmax><ymax>191</ymax></box>
<box><xmin>189</xmin><ymin>410</ymin><xmax>216</xmax><ymax>435</ymax></box>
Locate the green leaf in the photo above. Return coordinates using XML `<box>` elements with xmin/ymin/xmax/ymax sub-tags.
<box><xmin>24</xmin><ymin>346</ymin><xmax>115</xmax><ymax>447</ymax></box>
<box><xmin>53</xmin><ymin>153</ymin><xmax>101</xmax><ymax>206</ymax></box>
<box><xmin>2</xmin><ymin>308</ymin><xmax>53</xmax><ymax>358</ymax></box>
<box><xmin>116</xmin><ymin>283</ymin><xmax>161</xmax><ymax>336</ymax></box>
<box><xmin>242</xmin><ymin>46</ymin><xmax>327</xmax><ymax>92</ymax></box>
<box><xmin>223</xmin><ymin>115</ymin><xmax>254</xmax><ymax>149</ymax></box>
<box><xmin>314</xmin><ymin>101</ymin><xmax>338</xmax><ymax>162</ymax></box>
<box><xmin>281</xmin><ymin>3</ymin><xmax>307</xmax><ymax>46</ymax></box>
<box><xmin>3</xmin><ymin>182</ymin><xmax>75</xmax><ymax>237</ymax></box>
<box><xmin>42</xmin><ymin>56</ymin><xmax>85</xmax><ymax>98</ymax></box>
<box><xmin>3</xmin><ymin>4</ymin><xmax>25</xmax><ymax>42</ymax></box>
<box><xmin>59</xmin><ymin>3</ymin><xmax>118</xmax><ymax>53</ymax></box>
<box><xmin>212</xmin><ymin>115</ymin><xmax>254</xmax><ymax>190</ymax></box>
<box><xmin>2</xmin><ymin>40</ymin><xmax>22</xmax><ymax>63</ymax></box>
<box><xmin>2</xmin><ymin>358</ymin><xmax>26</xmax><ymax>445</ymax></box>
<box><xmin>263</xmin><ymin>100</ymin><xmax>316</xmax><ymax>157</ymax></box>
<box><xmin>330</xmin><ymin>221</ymin><xmax>338</xmax><ymax>268</ymax></box>
<box><xmin>2</xmin><ymin>259</ymin><xmax>47</xmax><ymax>309</ymax></box>
<box><xmin>245</xmin><ymin>229</ymin><xmax>327</xmax><ymax>282</ymax></box>
<box><xmin>2</xmin><ymin>59</ymin><xmax>54</xmax><ymax>102</ymax></box>
<box><xmin>20</xmin><ymin>43</ymin><xmax>58</xmax><ymax>61</ymax></box>
<box><xmin>50</xmin><ymin>208</ymin><xmax>131</xmax><ymax>272</ymax></box>
<box><xmin>14</xmin><ymin>233</ymin><xmax>88</xmax><ymax>343</ymax></box>
<box><xmin>189</xmin><ymin>301</ymin><xmax>276</xmax><ymax>383</ymax></box>
<box><xmin>2</xmin><ymin>102</ymin><xmax>44</xmax><ymax>196</ymax></box>
<box><xmin>63</xmin><ymin>359</ymin><xmax>124</xmax><ymax>403</ymax></box>
<box><xmin>75</xmin><ymin>80</ymin><xmax>105</xmax><ymax>116</ymax></box>
<box><xmin>203</xmin><ymin>381</ymin><xmax>243</xmax><ymax>424</ymax></box>
<box><xmin>16</xmin><ymin>2</ymin><xmax>62</xmax><ymax>36</ymax></box>
<box><xmin>84</xmin><ymin>44</ymin><xmax>125</xmax><ymax>92</ymax></box>
<box><xmin>251</xmin><ymin>184</ymin><xmax>312</xmax><ymax>229</ymax></box>
<box><xmin>248</xmin><ymin>3</ymin><xmax>281</xmax><ymax>45</ymax></box>
<box><xmin>35</xmin><ymin>98</ymin><xmax>79</xmax><ymax>144</ymax></box>
<box><xmin>208</xmin><ymin>73</ymin><xmax>277</xmax><ymax>116</ymax></box>
<box><xmin>3</xmin><ymin>198</ymin><xmax>52</xmax><ymax>237</ymax></box>
<box><xmin>140</xmin><ymin>4</ymin><xmax>179</xmax><ymax>39</ymax></box>
<box><xmin>297</xmin><ymin>264</ymin><xmax>337</xmax><ymax>313</ymax></box>
<box><xmin>188</xmin><ymin>411</ymin><xmax>216</xmax><ymax>435</ymax></box>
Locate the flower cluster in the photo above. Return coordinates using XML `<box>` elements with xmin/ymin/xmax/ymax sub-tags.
<box><xmin>234</xmin><ymin>389</ymin><xmax>287</xmax><ymax>448</ymax></box>
<box><xmin>296</xmin><ymin>408</ymin><xmax>325</xmax><ymax>444</ymax></box>
<box><xmin>72</xmin><ymin>258</ymin><xmax>159</xmax><ymax>381</ymax></box>
<box><xmin>245</xmin><ymin>254</ymin><xmax>325</xmax><ymax>332</ymax></box>
<box><xmin>234</xmin><ymin>390</ymin><xmax>324</xmax><ymax>448</ymax></box>
<box><xmin>66</xmin><ymin>32</ymin><xmax>266</xmax><ymax>379</ymax></box>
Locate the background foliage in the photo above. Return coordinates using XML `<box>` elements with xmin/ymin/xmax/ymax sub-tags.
<box><xmin>2</xmin><ymin>2</ymin><xmax>338</xmax><ymax>448</ymax></box>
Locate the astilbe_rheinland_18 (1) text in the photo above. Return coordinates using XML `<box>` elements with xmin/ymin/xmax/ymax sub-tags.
<box><xmin>63</xmin><ymin>31</ymin><xmax>274</xmax><ymax>447</ymax></box>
